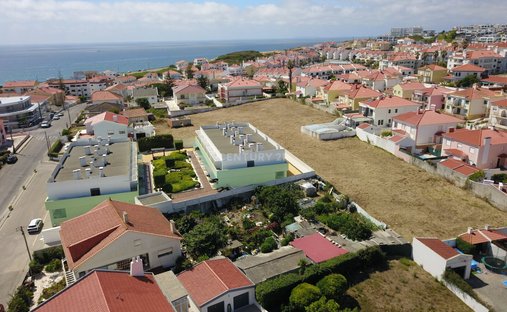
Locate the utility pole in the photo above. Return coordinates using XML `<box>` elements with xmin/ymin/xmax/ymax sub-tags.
<box><xmin>66</xmin><ymin>102</ymin><xmax>72</xmax><ymax>127</ymax></box>
<box><xmin>9</xmin><ymin>128</ymin><xmax>15</xmax><ymax>154</ymax></box>
<box><xmin>17</xmin><ymin>226</ymin><xmax>32</xmax><ymax>262</ymax></box>
<box><xmin>44</xmin><ymin>131</ymin><xmax>51</xmax><ymax>153</ymax></box>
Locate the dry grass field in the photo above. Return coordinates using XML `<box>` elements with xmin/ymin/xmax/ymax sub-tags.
<box><xmin>156</xmin><ymin>98</ymin><xmax>507</xmax><ymax>240</ymax></box>
<box><xmin>346</xmin><ymin>259</ymin><xmax>471</xmax><ymax>312</ymax></box>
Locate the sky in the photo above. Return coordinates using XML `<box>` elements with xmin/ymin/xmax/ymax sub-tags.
<box><xmin>0</xmin><ymin>0</ymin><xmax>506</xmax><ymax>45</ymax></box>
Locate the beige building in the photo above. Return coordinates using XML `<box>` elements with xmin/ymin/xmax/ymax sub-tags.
<box><xmin>417</xmin><ymin>64</ymin><xmax>448</xmax><ymax>83</ymax></box>
<box><xmin>172</xmin><ymin>84</ymin><xmax>206</xmax><ymax>107</ymax></box>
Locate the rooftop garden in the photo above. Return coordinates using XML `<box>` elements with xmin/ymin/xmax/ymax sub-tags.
<box><xmin>152</xmin><ymin>151</ymin><xmax>198</xmax><ymax>193</ymax></box>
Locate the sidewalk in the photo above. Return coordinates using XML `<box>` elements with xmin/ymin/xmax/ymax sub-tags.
<box><xmin>1</xmin><ymin>134</ymin><xmax>31</xmax><ymax>153</ymax></box>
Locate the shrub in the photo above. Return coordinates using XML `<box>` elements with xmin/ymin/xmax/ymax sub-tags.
<box><xmin>306</xmin><ymin>296</ymin><xmax>340</xmax><ymax>312</ymax></box>
<box><xmin>316</xmin><ymin>274</ymin><xmax>347</xmax><ymax>300</ymax></box>
<box><xmin>399</xmin><ymin>257</ymin><xmax>413</xmax><ymax>267</ymax></box>
<box><xmin>8</xmin><ymin>285</ymin><xmax>33</xmax><ymax>312</ymax></box>
<box><xmin>33</xmin><ymin>246</ymin><xmax>64</xmax><ymax>266</ymax></box>
<box><xmin>289</xmin><ymin>283</ymin><xmax>321</xmax><ymax>309</ymax></box>
<box><xmin>174</xmin><ymin>140</ymin><xmax>183</xmax><ymax>150</ymax></box>
<box><xmin>138</xmin><ymin>134</ymin><xmax>174</xmax><ymax>152</ymax></box>
<box><xmin>443</xmin><ymin>269</ymin><xmax>476</xmax><ymax>299</ymax></box>
<box><xmin>29</xmin><ymin>260</ymin><xmax>43</xmax><ymax>275</ymax></box>
<box><xmin>322</xmin><ymin>212</ymin><xmax>373</xmax><ymax>241</ymax></box>
<box><xmin>468</xmin><ymin>170</ymin><xmax>485</xmax><ymax>182</ymax></box>
<box><xmin>260</xmin><ymin>237</ymin><xmax>277</xmax><ymax>253</ymax></box>
<box><xmin>47</xmin><ymin>140</ymin><xmax>63</xmax><ymax>158</ymax></box>
<box><xmin>281</xmin><ymin>232</ymin><xmax>295</xmax><ymax>246</ymax></box>
<box><xmin>173</xmin><ymin>256</ymin><xmax>193</xmax><ymax>274</ymax></box>
<box><xmin>491</xmin><ymin>173</ymin><xmax>507</xmax><ymax>184</ymax></box>
<box><xmin>380</xmin><ymin>130</ymin><xmax>393</xmax><ymax>137</ymax></box>
<box><xmin>455</xmin><ymin>237</ymin><xmax>476</xmax><ymax>254</ymax></box>
<box><xmin>45</xmin><ymin>258</ymin><xmax>62</xmax><ymax>272</ymax></box>
<box><xmin>38</xmin><ymin>279</ymin><xmax>65</xmax><ymax>303</ymax></box>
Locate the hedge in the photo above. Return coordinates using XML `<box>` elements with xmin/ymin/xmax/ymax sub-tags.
<box><xmin>47</xmin><ymin>140</ymin><xmax>63</xmax><ymax>158</ymax></box>
<box><xmin>255</xmin><ymin>246</ymin><xmax>386</xmax><ymax>309</ymax></box>
<box><xmin>174</xmin><ymin>139</ymin><xmax>183</xmax><ymax>150</ymax></box>
<box><xmin>455</xmin><ymin>237</ymin><xmax>476</xmax><ymax>254</ymax></box>
<box><xmin>138</xmin><ymin>134</ymin><xmax>174</xmax><ymax>152</ymax></box>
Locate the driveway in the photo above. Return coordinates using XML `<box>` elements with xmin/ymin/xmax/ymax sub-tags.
<box><xmin>468</xmin><ymin>262</ymin><xmax>507</xmax><ymax>312</ymax></box>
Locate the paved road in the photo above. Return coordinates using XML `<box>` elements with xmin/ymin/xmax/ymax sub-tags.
<box><xmin>0</xmin><ymin>103</ymin><xmax>85</xmax><ymax>306</ymax></box>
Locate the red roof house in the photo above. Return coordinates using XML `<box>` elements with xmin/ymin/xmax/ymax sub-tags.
<box><xmin>290</xmin><ymin>233</ymin><xmax>348</xmax><ymax>263</ymax></box>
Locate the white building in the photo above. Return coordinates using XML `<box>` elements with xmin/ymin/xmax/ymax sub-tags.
<box><xmin>218</xmin><ymin>79</ymin><xmax>263</xmax><ymax>104</ymax></box>
<box><xmin>0</xmin><ymin>95</ymin><xmax>45</xmax><ymax>129</ymax></box>
<box><xmin>413</xmin><ymin>237</ymin><xmax>472</xmax><ymax>280</ymax></box>
<box><xmin>84</xmin><ymin>111</ymin><xmax>129</xmax><ymax>140</ymax></box>
<box><xmin>131</xmin><ymin>87</ymin><xmax>159</xmax><ymax>105</ymax></box>
<box><xmin>60</xmin><ymin>199</ymin><xmax>182</xmax><ymax>282</ymax></box>
<box><xmin>360</xmin><ymin>96</ymin><xmax>420</xmax><ymax>127</ymax></box>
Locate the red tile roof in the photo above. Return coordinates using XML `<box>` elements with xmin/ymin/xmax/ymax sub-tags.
<box><xmin>458</xmin><ymin>229</ymin><xmax>507</xmax><ymax>245</ymax></box>
<box><xmin>91</xmin><ymin>90</ymin><xmax>123</xmax><ymax>102</ymax></box>
<box><xmin>396</xmin><ymin>82</ymin><xmax>426</xmax><ymax>91</ymax></box>
<box><xmin>224</xmin><ymin>78</ymin><xmax>262</xmax><ymax>88</ymax></box>
<box><xmin>33</xmin><ymin>270</ymin><xmax>175</xmax><ymax>312</ymax></box>
<box><xmin>172</xmin><ymin>83</ymin><xmax>206</xmax><ymax>95</ymax></box>
<box><xmin>344</xmin><ymin>85</ymin><xmax>382</xmax><ymax>99</ymax></box>
<box><xmin>393</xmin><ymin>110</ymin><xmax>461</xmax><ymax>127</ymax></box>
<box><xmin>466</xmin><ymin>50</ymin><xmax>502</xmax><ymax>59</ymax></box>
<box><xmin>416</xmin><ymin>238</ymin><xmax>459</xmax><ymax>260</ymax></box>
<box><xmin>492</xmin><ymin>98</ymin><xmax>507</xmax><ymax>108</ymax></box>
<box><xmin>450</xmin><ymin>86</ymin><xmax>499</xmax><ymax>100</ymax></box>
<box><xmin>361</xmin><ymin>96</ymin><xmax>419</xmax><ymax>109</ymax></box>
<box><xmin>442</xmin><ymin>128</ymin><xmax>507</xmax><ymax>147</ymax></box>
<box><xmin>290</xmin><ymin>233</ymin><xmax>348</xmax><ymax>263</ymax></box>
<box><xmin>177</xmin><ymin>258</ymin><xmax>253</xmax><ymax>307</ymax></box>
<box><xmin>451</xmin><ymin>64</ymin><xmax>486</xmax><ymax>72</ymax></box>
<box><xmin>444</xmin><ymin>148</ymin><xmax>467</xmax><ymax>158</ymax></box>
<box><xmin>356</xmin><ymin>123</ymin><xmax>371</xmax><ymax>130</ymax></box>
<box><xmin>60</xmin><ymin>199</ymin><xmax>181</xmax><ymax>270</ymax></box>
<box><xmin>3</xmin><ymin>80</ymin><xmax>37</xmax><ymax>88</ymax></box>
<box><xmin>419</xmin><ymin>64</ymin><xmax>447</xmax><ymax>71</ymax></box>
<box><xmin>85</xmin><ymin>111</ymin><xmax>129</xmax><ymax>126</ymax></box>
<box><xmin>439</xmin><ymin>159</ymin><xmax>480</xmax><ymax>176</ymax></box>
<box><xmin>482</xmin><ymin>75</ymin><xmax>507</xmax><ymax>86</ymax></box>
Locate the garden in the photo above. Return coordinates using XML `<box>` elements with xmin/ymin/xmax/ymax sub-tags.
<box><xmin>152</xmin><ymin>151</ymin><xmax>198</xmax><ymax>193</ymax></box>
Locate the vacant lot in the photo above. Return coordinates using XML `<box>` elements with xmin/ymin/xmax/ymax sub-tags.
<box><xmin>157</xmin><ymin>98</ymin><xmax>507</xmax><ymax>239</ymax></box>
<box><xmin>346</xmin><ymin>259</ymin><xmax>471</xmax><ymax>312</ymax></box>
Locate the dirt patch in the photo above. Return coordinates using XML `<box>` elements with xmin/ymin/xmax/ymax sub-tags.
<box><xmin>156</xmin><ymin>98</ymin><xmax>507</xmax><ymax>240</ymax></box>
<box><xmin>347</xmin><ymin>259</ymin><xmax>471</xmax><ymax>312</ymax></box>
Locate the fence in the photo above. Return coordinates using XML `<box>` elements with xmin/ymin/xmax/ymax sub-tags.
<box><xmin>442</xmin><ymin>281</ymin><xmax>489</xmax><ymax>312</ymax></box>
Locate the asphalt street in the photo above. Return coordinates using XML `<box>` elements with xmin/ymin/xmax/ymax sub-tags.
<box><xmin>0</xmin><ymin>103</ymin><xmax>85</xmax><ymax>306</ymax></box>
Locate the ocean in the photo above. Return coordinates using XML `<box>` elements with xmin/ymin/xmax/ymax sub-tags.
<box><xmin>0</xmin><ymin>38</ymin><xmax>350</xmax><ymax>85</ymax></box>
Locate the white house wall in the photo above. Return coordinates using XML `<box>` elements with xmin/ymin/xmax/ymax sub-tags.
<box><xmin>47</xmin><ymin>174</ymin><xmax>132</xmax><ymax>200</ymax></box>
<box><xmin>74</xmin><ymin>231</ymin><xmax>182</xmax><ymax>276</ymax></box>
<box><xmin>92</xmin><ymin>121</ymin><xmax>129</xmax><ymax>141</ymax></box>
<box><xmin>412</xmin><ymin>238</ymin><xmax>448</xmax><ymax>280</ymax></box>
<box><xmin>199</xmin><ymin>287</ymin><xmax>256</xmax><ymax>312</ymax></box>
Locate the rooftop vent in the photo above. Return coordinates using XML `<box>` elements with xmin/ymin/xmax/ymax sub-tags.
<box><xmin>123</xmin><ymin>211</ymin><xmax>129</xmax><ymax>224</ymax></box>
<box><xmin>467</xmin><ymin>227</ymin><xmax>473</xmax><ymax>234</ymax></box>
<box><xmin>99</xmin><ymin>166</ymin><xmax>105</xmax><ymax>177</ymax></box>
<box><xmin>84</xmin><ymin>146</ymin><xmax>92</xmax><ymax>155</ymax></box>
<box><xmin>79</xmin><ymin>156</ymin><xmax>87</xmax><ymax>167</ymax></box>
<box><xmin>85</xmin><ymin>167</ymin><xmax>92</xmax><ymax>178</ymax></box>
<box><xmin>72</xmin><ymin>169</ymin><xmax>81</xmax><ymax>180</ymax></box>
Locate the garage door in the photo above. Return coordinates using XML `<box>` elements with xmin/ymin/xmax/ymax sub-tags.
<box><xmin>207</xmin><ymin>301</ymin><xmax>224</xmax><ymax>312</ymax></box>
<box><xmin>233</xmin><ymin>292</ymin><xmax>249</xmax><ymax>310</ymax></box>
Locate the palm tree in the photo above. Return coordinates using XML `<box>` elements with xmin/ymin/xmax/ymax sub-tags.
<box><xmin>287</xmin><ymin>60</ymin><xmax>295</xmax><ymax>94</ymax></box>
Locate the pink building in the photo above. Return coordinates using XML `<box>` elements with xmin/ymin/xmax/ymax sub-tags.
<box><xmin>442</xmin><ymin>128</ymin><xmax>507</xmax><ymax>169</ymax></box>
<box><xmin>411</xmin><ymin>86</ymin><xmax>454</xmax><ymax>110</ymax></box>
<box><xmin>218</xmin><ymin>78</ymin><xmax>262</xmax><ymax>104</ymax></box>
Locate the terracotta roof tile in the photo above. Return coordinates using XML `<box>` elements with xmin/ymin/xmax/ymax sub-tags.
<box><xmin>120</xmin><ymin>108</ymin><xmax>148</xmax><ymax>119</ymax></box>
<box><xmin>290</xmin><ymin>233</ymin><xmax>348</xmax><ymax>263</ymax></box>
<box><xmin>451</xmin><ymin>64</ymin><xmax>486</xmax><ymax>72</ymax></box>
<box><xmin>442</xmin><ymin>128</ymin><xmax>507</xmax><ymax>147</ymax></box>
<box><xmin>458</xmin><ymin>229</ymin><xmax>507</xmax><ymax>245</ymax></box>
<box><xmin>91</xmin><ymin>90</ymin><xmax>123</xmax><ymax>102</ymax></box>
<box><xmin>361</xmin><ymin>96</ymin><xmax>419</xmax><ymax>109</ymax></box>
<box><xmin>85</xmin><ymin>112</ymin><xmax>129</xmax><ymax>126</ymax></box>
<box><xmin>393</xmin><ymin>110</ymin><xmax>461</xmax><ymax>127</ymax></box>
<box><xmin>416</xmin><ymin>238</ymin><xmax>459</xmax><ymax>260</ymax></box>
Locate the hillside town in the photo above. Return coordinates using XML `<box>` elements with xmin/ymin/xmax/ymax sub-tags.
<box><xmin>2</xmin><ymin>23</ymin><xmax>507</xmax><ymax>312</ymax></box>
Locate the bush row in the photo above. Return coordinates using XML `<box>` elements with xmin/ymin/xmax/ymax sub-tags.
<box><xmin>47</xmin><ymin>140</ymin><xmax>63</xmax><ymax>158</ymax></box>
<box><xmin>255</xmin><ymin>246</ymin><xmax>386</xmax><ymax>309</ymax></box>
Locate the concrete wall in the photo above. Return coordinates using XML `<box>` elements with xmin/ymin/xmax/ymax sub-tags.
<box><xmin>199</xmin><ymin>287</ymin><xmax>256</xmax><ymax>312</ymax></box>
<box><xmin>75</xmin><ymin>231</ymin><xmax>182</xmax><ymax>276</ymax></box>
<box><xmin>469</xmin><ymin>182</ymin><xmax>507</xmax><ymax>212</ymax></box>
<box><xmin>41</xmin><ymin>226</ymin><xmax>62</xmax><ymax>245</ymax></box>
<box><xmin>442</xmin><ymin>281</ymin><xmax>489</xmax><ymax>312</ymax></box>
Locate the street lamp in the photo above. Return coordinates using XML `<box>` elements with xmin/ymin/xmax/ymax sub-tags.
<box><xmin>17</xmin><ymin>226</ymin><xmax>33</xmax><ymax>277</ymax></box>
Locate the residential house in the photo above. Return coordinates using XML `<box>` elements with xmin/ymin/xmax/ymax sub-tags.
<box><xmin>447</xmin><ymin>50</ymin><xmax>505</xmax><ymax>74</ymax></box>
<box><xmin>132</xmin><ymin>87</ymin><xmax>159</xmax><ymax>105</ymax></box>
<box><xmin>457</xmin><ymin>226</ymin><xmax>507</xmax><ymax>255</ymax></box>
<box><xmin>361</xmin><ymin>70</ymin><xmax>401</xmax><ymax>91</ymax></box>
<box><xmin>296</xmin><ymin>78</ymin><xmax>329</xmax><ymax>97</ymax></box>
<box><xmin>162</xmin><ymin>70</ymin><xmax>183</xmax><ymax>80</ymax></box>
<box><xmin>227</xmin><ymin>65</ymin><xmax>244</xmax><ymax>76</ymax></box>
<box><xmin>33</xmin><ymin>269</ymin><xmax>177</xmax><ymax>312</ymax></box>
<box><xmin>441</xmin><ymin>128</ymin><xmax>507</xmax><ymax>168</ymax></box>
<box><xmin>482</xmin><ymin>75</ymin><xmax>507</xmax><ymax>90</ymax></box>
<box><xmin>392</xmin><ymin>110</ymin><xmax>462</xmax><ymax>149</ymax></box>
<box><xmin>193</xmin><ymin>58</ymin><xmax>208</xmax><ymax>67</ymax></box>
<box><xmin>338</xmin><ymin>85</ymin><xmax>382</xmax><ymax>110</ymax></box>
<box><xmin>88</xmin><ymin>76</ymin><xmax>112</xmax><ymax>94</ymax></box>
<box><xmin>446</xmin><ymin>64</ymin><xmax>486</xmax><ymax>82</ymax></box>
<box><xmin>2</xmin><ymin>80</ymin><xmax>37</xmax><ymax>94</ymax></box>
<box><xmin>290</xmin><ymin>233</ymin><xmax>348</xmax><ymax>263</ymax></box>
<box><xmin>411</xmin><ymin>86</ymin><xmax>454</xmax><ymax>110</ymax></box>
<box><xmin>177</xmin><ymin>258</ymin><xmax>259</xmax><ymax>312</ymax></box>
<box><xmin>106</xmin><ymin>83</ymin><xmax>130</xmax><ymax>99</ymax></box>
<box><xmin>392</xmin><ymin>82</ymin><xmax>426</xmax><ymax>99</ymax></box>
<box><xmin>45</xmin><ymin>139</ymin><xmax>138</xmax><ymax>226</ymax></box>
<box><xmin>218</xmin><ymin>79</ymin><xmax>263</xmax><ymax>104</ymax></box>
<box><xmin>360</xmin><ymin>96</ymin><xmax>420</xmax><ymax>127</ymax></box>
<box><xmin>84</xmin><ymin>111</ymin><xmax>129</xmax><ymax>140</ymax></box>
<box><xmin>59</xmin><ymin>199</ymin><xmax>182</xmax><ymax>282</ymax></box>
<box><xmin>444</xmin><ymin>85</ymin><xmax>502</xmax><ymax>119</ymax></box>
<box><xmin>121</xmin><ymin>108</ymin><xmax>155</xmax><ymax>139</ymax></box>
<box><xmin>172</xmin><ymin>84</ymin><xmax>207</xmax><ymax>107</ymax></box>
<box><xmin>121</xmin><ymin>108</ymin><xmax>149</xmax><ymax>123</ymax></box>
<box><xmin>27</xmin><ymin>87</ymin><xmax>65</xmax><ymax>107</ymax></box>
<box><xmin>317</xmin><ymin>80</ymin><xmax>352</xmax><ymax>104</ymax></box>
<box><xmin>114</xmin><ymin>75</ymin><xmax>137</xmax><ymax>84</ymax></box>
<box><xmin>489</xmin><ymin>98</ymin><xmax>507</xmax><ymax>130</ymax></box>
<box><xmin>380</xmin><ymin>52</ymin><xmax>417</xmax><ymax>69</ymax></box>
<box><xmin>412</xmin><ymin>237</ymin><xmax>472</xmax><ymax>280</ymax></box>
<box><xmin>417</xmin><ymin>64</ymin><xmax>448</xmax><ymax>83</ymax></box>
<box><xmin>48</xmin><ymin>79</ymin><xmax>90</xmax><ymax>98</ymax></box>
<box><xmin>85</xmin><ymin>102</ymin><xmax>123</xmax><ymax>117</ymax></box>
<box><xmin>91</xmin><ymin>90</ymin><xmax>124</xmax><ymax>106</ymax></box>
<box><xmin>175</xmin><ymin>60</ymin><xmax>189</xmax><ymax>71</ymax></box>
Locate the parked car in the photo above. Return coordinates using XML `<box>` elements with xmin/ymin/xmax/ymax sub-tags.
<box><xmin>40</xmin><ymin>121</ymin><xmax>51</xmax><ymax>128</ymax></box>
<box><xmin>5</xmin><ymin>154</ymin><xmax>18</xmax><ymax>164</ymax></box>
<box><xmin>56</xmin><ymin>112</ymin><xmax>65</xmax><ymax>117</ymax></box>
<box><xmin>52</xmin><ymin>116</ymin><xmax>60</xmax><ymax>120</ymax></box>
<box><xmin>27</xmin><ymin>218</ymin><xmax>43</xmax><ymax>234</ymax></box>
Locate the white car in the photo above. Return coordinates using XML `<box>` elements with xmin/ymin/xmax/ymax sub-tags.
<box><xmin>27</xmin><ymin>218</ymin><xmax>43</xmax><ymax>234</ymax></box>
<box><xmin>40</xmin><ymin>121</ymin><xmax>51</xmax><ymax>128</ymax></box>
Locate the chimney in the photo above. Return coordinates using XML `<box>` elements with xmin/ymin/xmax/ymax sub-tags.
<box><xmin>430</xmin><ymin>104</ymin><xmax>436</xmax><ymax>111</ymax></box>
<box><xmin>123</xmin><ymin>211</ymin><xmax>129</xmax><ymax>224</ymax></box>
<box><xmin>84</xmin><ymin>146</ymin><xmax>92</xmax><ymax>155</ymax></box>
<box><xmin>129</xmin><ymin>256</ymin><xmax>144</xmax><ymax>277</ymax></box>
<box><xmin>99</xmin><ymin>166</ymin><xmax>105</xmax><ymax>177</ymax></box>
<box><xmin>79</xmin><ymin>156</ymin><xmax>87</xmax><ymax>167</ymax></box>
<box><xmin>85</xmin><ymin>167</ymin><xmax>92</xmax><ymax>178</ymax></box>
<box><xmin>222</xmin><ymin>128</ymin><xmax>227</xmax><ymax>136</ymax></box>
<box><xmin>73</xmin><ymin>169</ymin><xmax>81</xmax><ymax>180</ymax></box>
<box><xmin>467</xmin><ymin>227</ymin><xmax>473</xmax><ymax>234</ymax></box>
<box><xmin>484</xmin><ymin>224</ymin><xmax>491</xmax><ymax>231</ymax></box>
<box><xmin>113</xmin><ymin>114</ymin><xmax>118</xmax><ymax>122</ymax></box>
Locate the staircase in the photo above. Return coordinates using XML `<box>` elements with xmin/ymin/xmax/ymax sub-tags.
<box><xmin>62</xmin><ymin>259</ymin><xmax>76</xmax><ymax>286</ymax></box>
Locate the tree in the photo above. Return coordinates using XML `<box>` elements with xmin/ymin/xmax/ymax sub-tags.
<box><xmin>260</xmin><ymin>236</ymin><xmax>277</xmax><ymax>253</ymax></box>
<box><xmin>456</xmin><ymin>74</ymin><xmax>480</xmax><ymax>88</ymax></box>
<box><xmin>316</xmin><ymin>274</ymin><xmax>348</xmax><ymax>300</ymax></box>
<box><xmin>289</xmin><ymin>283</ymin><xmax>321</xmax><ymax>309</ymax></box>
<box><xmin>164</xmin><ymin>74</ymin><xmax>175</xmax><ymax>97</ymax></box>
<box><xmin>305</xmin><ymin>297</ymin><xmax>340</xmax><ymax>312</ymax></box>
<box><xmin>135</xmin><ymin>97</ymin><xmax>151</xmax><ymax>110</ymax></box>
<box><xmin>287</xmin><ymin>60</ymin><xmax>295</xmax><ymax>94</ymax></box>
<box><xmin>275</xmin><ymin>80</ymin><xmax>288</xmax><ymax>95</ymax></box>
<box><xmin>185</xmin><ymin>64</ymin><xmax>194</xmax><ymax>79</ymax></box>
<box><xmin>175</xmin><ymin>212</ymin><xmax>199</xmax><ymax>234</ymax></box>
<box><xmin>183</xmin><ymin>218</ymin><xmax>227</xmax><ymax>259</ymax></box>
<box><xmin>197</xmin><ymin>76</ymin><xmax>209</xmax><ymax>91</ymax></box>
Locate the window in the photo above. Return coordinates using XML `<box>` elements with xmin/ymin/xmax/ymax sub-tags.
<box><xmin>457</xmin><ymin>143</ymin><xmax>462</xmax><ymax>148</ymax></box>
<box><xmin>119</xmin><ymin>131</ymin><xmax>126</xmax><ymax>134</ymax></box>
<box><xmin>53</xmin><ymin>208</ymin><xmax>67</xmax><ymax>219</ymax></box>
<box><xmin>388</xmin><ymin>109</ymin><xmax>391</xmax><ymax>113</ymax></box>
<box><xmin>158</xmin><ymin>248</ymin><xmax>173</xmax><ymax>258</ymax></box>
<box><xmin>107</xmin><ymin>131</ymin><xmax>114</xmax><ymax>135</ymax></box>
<box><xmin>247</xmin><ymin>160</ymin><xmax>255</xmax><ymax>167</ymax></box>
<box><xmin>395</xmin><ymin>109</ymin><xmax>398</xmax><ymax>113</ymax></box>
<box><xmin>90</xmin><ymin>188</ymin><xmax>101</xmax><ymax>196</ymax></box>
